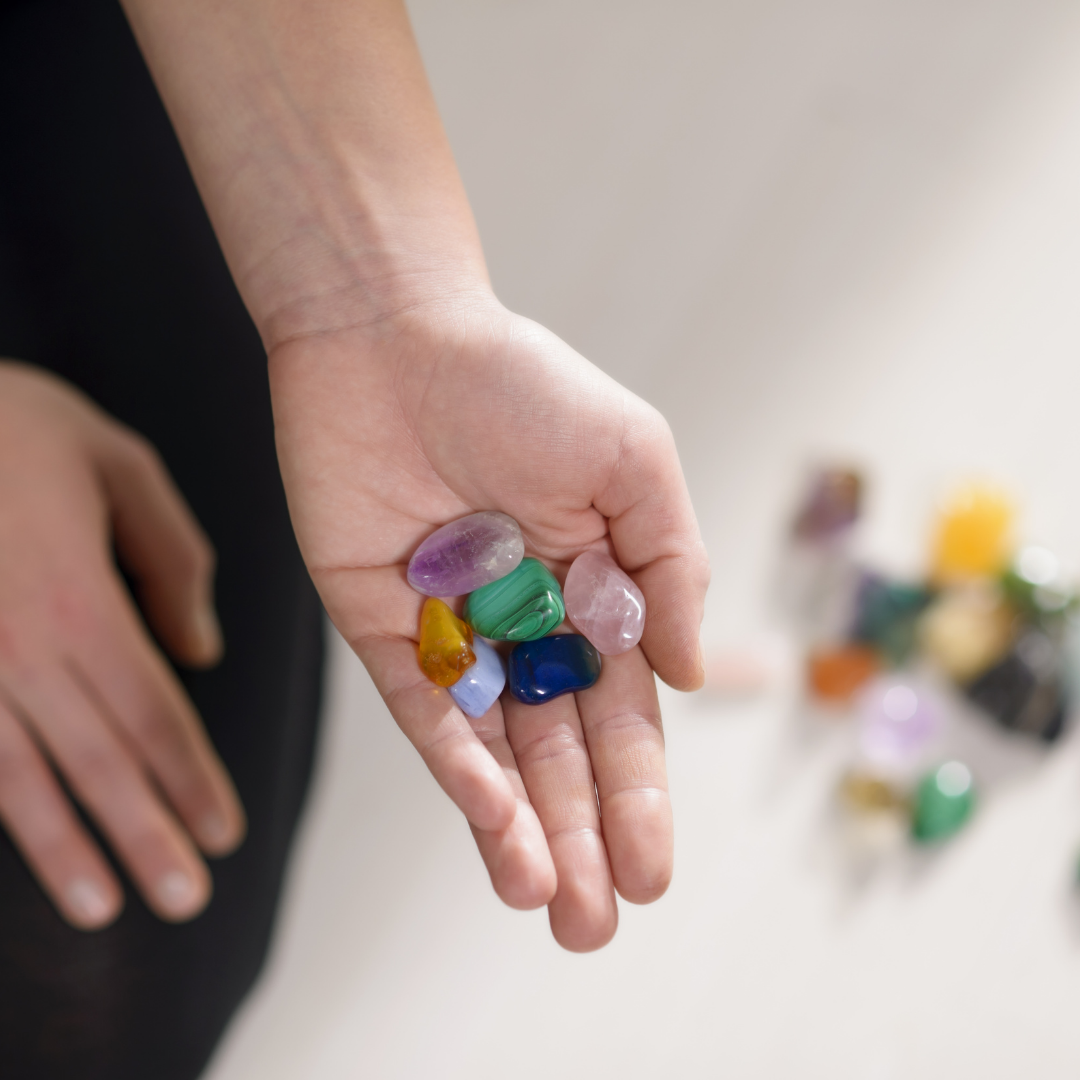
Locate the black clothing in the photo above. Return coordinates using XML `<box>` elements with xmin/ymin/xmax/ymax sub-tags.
<box><xmin>0</xmin><ymin>1</ymin><xmax>325</xmax><ymax>1077</ymax></box>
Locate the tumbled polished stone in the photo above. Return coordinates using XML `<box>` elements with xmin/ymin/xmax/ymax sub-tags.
<box><xmin>966</xmin><ymin>630</ymin><xmax>1068</xmax><ymax>742</ymax></box>
<box><xmin>837</xmin><ymin>771</ymin><xmax>910</xmax><ymax>857</ymax></box>
<box><xmin>448</xmin><ymin>636</ymin><xmax>506</xmax><ymax>718</ymax></box>
<box><xmin>463</xmin><ymin>558</ymin><xmax>565</xmax><ymax>641</ymax></box>
<box><xmin>806</xmin><ymin>643</ymin><xmax>878</xmax><ymax>703</ymax></box>
<box><xmin>564</xmin><ymin>550</ymin><xmax>645</xmax><ymax>655</ymax></box>
<box><xmin>407</xmin><ymin>511</ymin><xmax>524</xmax><ymax>597</ymax></box>
<box><xmin>858</xmin><ymin>678</ymin><xmax>942</xmax><ymax>765</ymax></box>
<box><xmin>911</xmin><ymin>761</ymin><xmax>975</xmax><ymax>842</ymax></box>
<box><xmin>850</xmin><ymin>574</ymin><xmax>931</xmax><ymax>665</ymax></box>
<box><xmin>792</xmin><ymin>468</ymin><xmax>862</xmax><ymax>540</ymax></box>
<box><xmin>930</xmin><ymin>485</ymin><xmax>1013</xmax><ymax>582</ymax></box>
<box><xmin>417</xmin><ymin>598</ymin><xmax>475</xmax><ymax>687</ymax></box>
<box><xmin>838</xmin><ymin>771</ymin><xmax>909</xmax><ymax>815</ymax></box>
<box><xmin>918</xmin><ymin>583</ymin><xmax>1014</xmax><ymax>682</ymax></box>
<box><xmin>508</xmin><ymin>634</ymin><xmax>601</xmax><ymax>705</ymax></box>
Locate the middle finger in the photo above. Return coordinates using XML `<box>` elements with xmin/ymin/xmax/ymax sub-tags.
<box><xmin>74</xmin><ymin>589</ymin><xmax>246</xmax><ymax>855</ymax></box>
<box><xmin>503</xmin><ymin>688</ymin><xmax>617</xmax><ymax>952</ymax></box>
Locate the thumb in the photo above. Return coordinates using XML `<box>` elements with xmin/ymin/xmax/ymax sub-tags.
<box><xmin>94</xmin><ymin>426</ymin><xmax>224</xmax><ymax>667</ymax></box>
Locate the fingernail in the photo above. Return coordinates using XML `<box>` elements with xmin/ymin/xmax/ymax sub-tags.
<box><xmin>192</xmin><ymin>606</ymin><xmax>224</xmax><ymax>661</ymax></box>
<box><xmin>66</xmin><ymin>877</ymin><xmax>114</xmax><ymax>927</ymax></box>
<box><xmin>156</xmin><ymin>870</ymin><xmax>202</xmax><ymax>917</ymax></box>
<box><xmin>199</xmin><ymin>810</ymin><xmax>233</xmax><ymax>850</ymax></box>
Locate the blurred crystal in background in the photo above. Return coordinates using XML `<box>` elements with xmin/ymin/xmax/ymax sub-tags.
<box><xmin>784</xmin><ymin>469</ymin><xmax>1073</xmax><ymax>868</ymax></box>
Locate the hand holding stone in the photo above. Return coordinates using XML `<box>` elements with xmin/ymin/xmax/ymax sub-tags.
<box><xmin>271</xmin><ymin>295</ymin><xmax>709</xmax><ymax>952</ymax></box>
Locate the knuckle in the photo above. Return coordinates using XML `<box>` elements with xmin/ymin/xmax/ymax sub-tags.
<box><xmin>381</xmin><ymin>672</ymin><xmax>432</xmax><ymax>719</ymax></box>
<box><xmin>173</xmin><ymin>530</ymin><xmax>215</xmax><ymax>584</ymax></box>
<box><xmin>29</xmin><ymin>827</ymin><xmax>95</xmax><ymax>870</ymax></box>
<box><xmin>0</xmin><ymin>738</ymin><xmax>38</xmax><ymax>793</ymax></box>
<box><xmin>45</xmin><ymin>581</ymin><xmax>99</xmax><ymax>641</ymax></box>
<box><xmin>67</xmin><ymin>740</ymin><xmax>123</xmax><ymax>792</ymax></box>
<box><xmin>590</xmin><ymin>709</ymin><xmax>663</xmax><ymax>741</ymax></box>
<box><xmin>126</xmin><ymin>710</ymin><xmax>170</xmax><ymax>754</ymax></box>
<box><xmin>603</xmin><ymin>781</ymin><xmax>669</xmax><ymax>806</ymax></box>
<box><xmin>468</xmin><ymin>717</ymin><xmax>504</xmax><ymax>744</ymax></box>
<box><xmin>689</xmin><ymin>541</ymin><xmax>712</xmax><ymax>591</ymax></box>
<box><xmin>419</xmin><ymin>721</ymin><xmax>471</xmax><ymax>760</ymax></box>
<box><xmin>543</xmin><ymin>821</ymin><xmax>602</xmax><ymax>846</ymax></box>
<box><xmin>128</xmin><ymin>709</ymin><xmax>190</xmax><ymax>767</ymax></box>
<box><xmin>512</xmin><ymin>727</ymin><xmax>583</xmax><ymax>770</ymax></box>
<box><xmin>124</xmin><ymin>824</ymin><xmax>175</xmax><ymax>863</ymax></box>
<box><xmin>0</xmin><ymin>618</ymin><xmax>27</xmax><ymax>671</ymax></box>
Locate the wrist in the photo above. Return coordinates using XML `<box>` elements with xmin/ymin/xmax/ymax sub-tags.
<box><xmin>123</xmin><ymin>0</ymin><xmax>492</xmax><ymax>351</ymax></box>
<box><xmin>229</xmin><ymin>137</ymin><xmax>493</xmax><ymax>348</ymax></box>
<box><xmin>248</xmin><ymin>221</ymin><xmax>493</xmax><ymax>353</ymax></box>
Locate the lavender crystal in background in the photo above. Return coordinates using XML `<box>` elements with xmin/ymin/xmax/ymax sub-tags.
<box><xmin>407</xmin><ymin>511</ymin><xmax>525</xmax><ymax>597</ymax></box>
<box><xmin>858</xmin><ymin>678</ymin><xmax>942</xmax><ymax>766</ymax></box>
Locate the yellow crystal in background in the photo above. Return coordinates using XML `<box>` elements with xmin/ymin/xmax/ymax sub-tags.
<box><xmin>930</xmin><ymin>485</ymin><xmax>1014</xmax><ymax>582</ymax></box>
<box><xmin>417</xmin><ymin>598</ymin><xmax>476</xmax><ymax>687</ymax></box>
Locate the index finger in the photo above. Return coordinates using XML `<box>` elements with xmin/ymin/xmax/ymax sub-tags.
<box><xmin>319</xmin><ymin>564</ymin><xmax>516</xmax><ymax>833</ymax></box>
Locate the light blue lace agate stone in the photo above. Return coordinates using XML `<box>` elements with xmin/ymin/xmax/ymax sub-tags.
<box><xmin>448</xmin><ymin>635</ymin><xmax>506</xmax><ymax>718</ymax></box>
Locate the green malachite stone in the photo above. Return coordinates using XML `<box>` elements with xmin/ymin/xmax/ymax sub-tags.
<box><xmin>463</xmin><ymin>558</ymin><xmax>565</xmax><ymax>641</ymax></box>
<box><xmin>911</xmin><ymin>761</ymin><xmax>975</xmax><ymax>842</ymax></box>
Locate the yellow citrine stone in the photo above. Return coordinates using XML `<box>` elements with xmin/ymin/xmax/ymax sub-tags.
<box><xmin>930</xmin><ymin>485</ymin><xmax>1014</xmax><ymax>582</ymax></box>
<box><xmin>417</xmin><ymin>598</ymin><xmax>476</xmax><ymax>687</ymax></box>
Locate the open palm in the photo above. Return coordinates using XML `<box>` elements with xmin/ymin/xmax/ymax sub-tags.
<box><xmin>269</xmin><ymin>294</ymin><xmax>709</xmax><ymax>951</ymax></box>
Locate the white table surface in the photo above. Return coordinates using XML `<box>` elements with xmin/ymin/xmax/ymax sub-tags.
<box><xmin>204</xmin><ymin>2</ymin><xmax>1080</xmax><ymax>1076</ymax></box>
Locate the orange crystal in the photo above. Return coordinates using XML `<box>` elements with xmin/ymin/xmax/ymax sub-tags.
<box><xmin>807</xmin><ymin>644</ymin><xmax>878</xmax><ymax>702</ymax></box>
<box><xmin>417</xmin><ymin>598</ymin><xmax>476</xmax><ymax>687</ymax></box>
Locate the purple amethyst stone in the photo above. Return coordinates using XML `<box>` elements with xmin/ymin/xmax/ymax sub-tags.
<box><xmin>407</xmin><ymin>511</ymin><xmax>525</xmax><ymax>597</ymax></box>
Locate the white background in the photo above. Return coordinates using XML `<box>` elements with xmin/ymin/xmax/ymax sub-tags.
<box><xmin>206</xmin><ymin>2</ymin><xmax>1080</xmax><ymax>1076</ymax></box>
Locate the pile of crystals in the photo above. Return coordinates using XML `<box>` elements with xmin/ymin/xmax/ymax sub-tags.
<box><xmin>407</xmin><ymin>512</ymin><xmax>645</xmax><ymax>715</ymax></box>
<box><xmin>786</xmin><ymin>469</ymin><xmax>1077</xmax><ymax>846</ymax></box>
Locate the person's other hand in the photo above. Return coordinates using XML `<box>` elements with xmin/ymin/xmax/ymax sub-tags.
<box><xmin>0</xmin><ymin>361</ymin><xmax>245</xmax><ymax>929</ymax></box>
<box><xmin>271</xmin><ymin>292</ymin><xmax>709</xmax><ymax>952</ymax></box>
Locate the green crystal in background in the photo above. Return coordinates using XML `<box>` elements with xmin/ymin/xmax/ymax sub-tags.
<box><xmin>464</xmin><ymin>558</ymin><xmax>565</xmax><ymax>641</ymax></box>
<box><xmin>912</xmin><ymin>761</ymin><xmax>975</xmax><ymax>842</ymax></box>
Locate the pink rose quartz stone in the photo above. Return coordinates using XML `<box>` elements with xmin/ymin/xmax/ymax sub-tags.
<box><xmin>564</xmin><ymin>550</ymin><xmax>645</xmax><ymax>655</ymax></box>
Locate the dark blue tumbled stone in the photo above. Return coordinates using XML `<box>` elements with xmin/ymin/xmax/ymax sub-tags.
<box><xmin>508</xmin><ymin>634</ymin><xmax>602</xmax><ymax>705</ymax></box>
